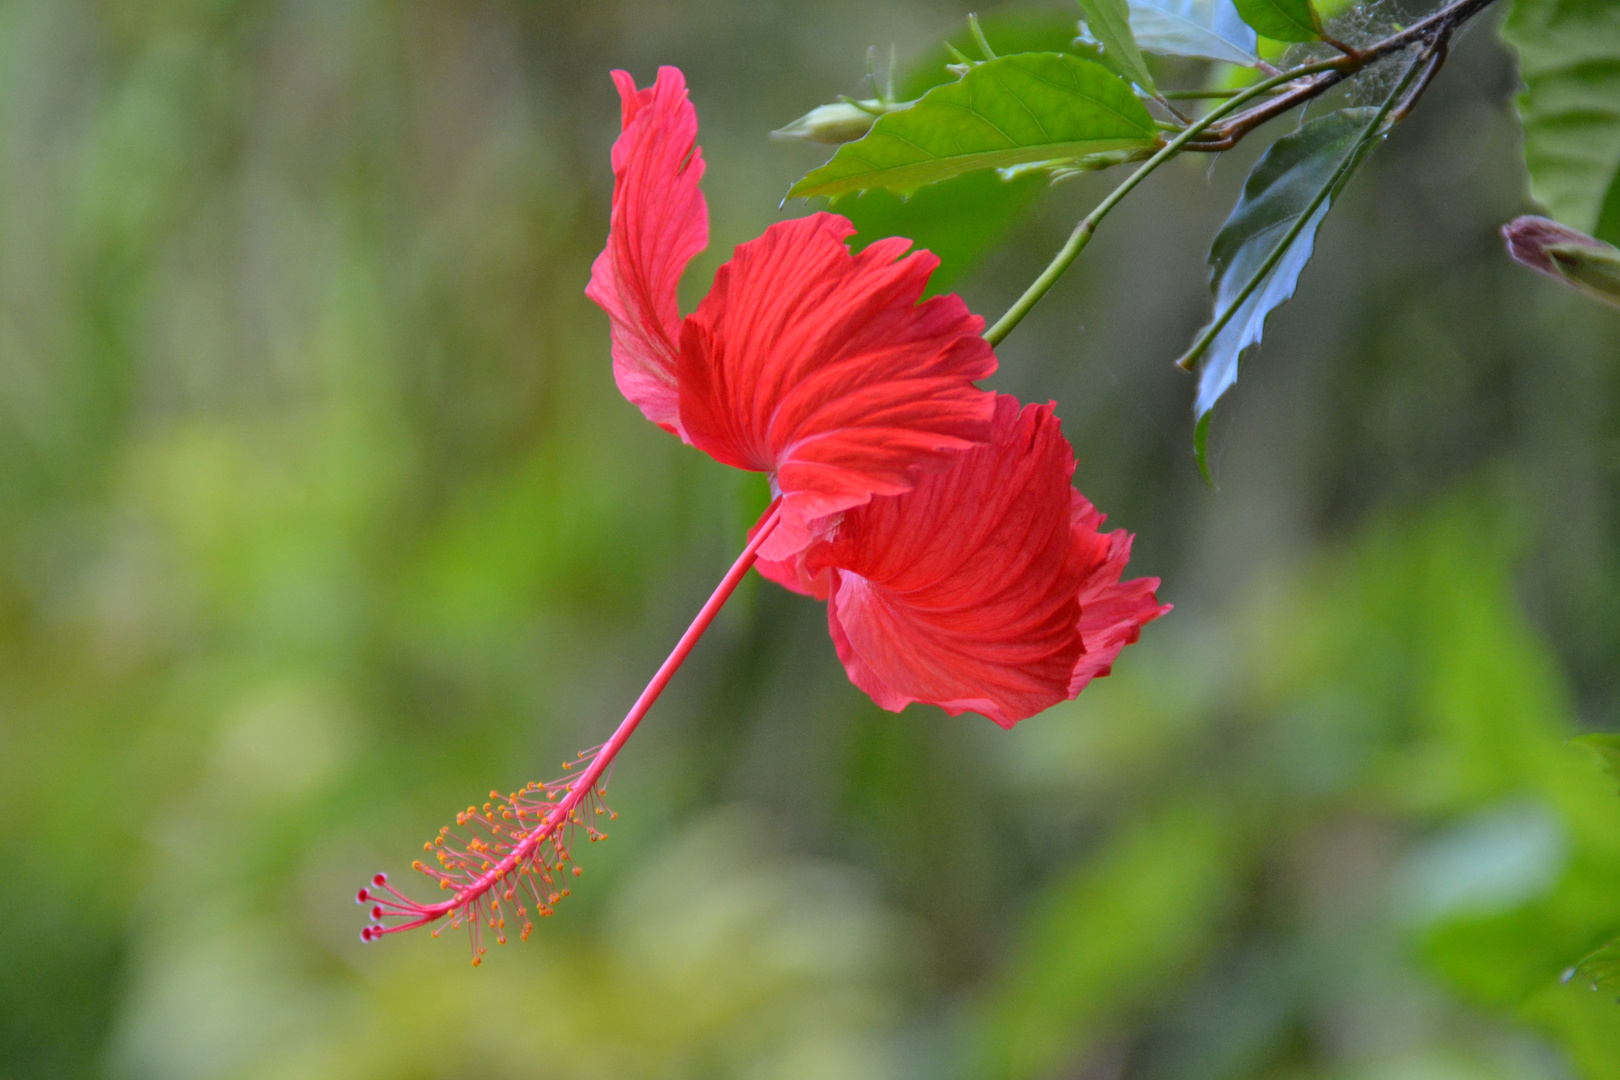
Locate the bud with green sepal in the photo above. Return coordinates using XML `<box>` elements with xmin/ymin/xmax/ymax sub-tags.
<box><xmin>1503</xmin><ymin>215</ymin><xmax>1620</xmax><ymax>312</ymax></box>
<box><xmin>771</xmin><ymin>98</ymin><xmax>912</xmax><ymax>145</ymax></box>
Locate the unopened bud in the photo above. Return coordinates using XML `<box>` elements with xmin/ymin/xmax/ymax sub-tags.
<box><xmin>770</xmin><ymin>99</ymin><xmax>908</xmax><ymax>145</ymax></box>
<box><xmin>1502</xmin><ymin>215</ymin><xmax>1620</xmax><ymax>311</ymax></box>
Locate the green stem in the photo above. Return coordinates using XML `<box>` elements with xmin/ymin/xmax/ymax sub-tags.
<box><xmin>1174</xmin><ymin>50</ymin><xmax>1431</xmax><ymax>372</ymax></box>
<box><xmin>983</xmin><ymin>59</ymin><xmax>1344</xmax><ymax>348</ymax></box>
<box><xmin>1161</xmin><ymin>88</ymin><xmax>1270</xmax><ymax>100</ymax></box>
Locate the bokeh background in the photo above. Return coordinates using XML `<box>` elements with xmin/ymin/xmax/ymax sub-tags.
<box><xmin>2</xmin><ymin>0</ymin><xmax>1618</xmax><ymax>1077</ymax></box>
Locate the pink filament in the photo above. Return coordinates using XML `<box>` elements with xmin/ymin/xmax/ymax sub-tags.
<box><xmin>361</xmin><ymin>500</ymin><xmax>783</xmax><ymax>943</ymax></box>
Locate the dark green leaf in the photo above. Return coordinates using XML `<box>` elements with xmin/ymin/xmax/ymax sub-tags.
<box><xmin>1231</xmin><ymin>0</ymin><xmax>1322</xmax><ymax>42</ymax></box>
<box><xmin>1079</xmin><ymin>0</ymin><xmax>1158</xmax><ymax>91</ymax></box>
<box><xmin>1595</xmin><ymin>165</ymin><xmax>1620</xmax><ymax>246</ymax></box>
<box><xmin>1500</xmin><ymin>0</ymin><xmax>1620</xmax><ymax>235</ymax></box>
<box><xmin>1191</xmin><ymin>109</ymin><xmax>1374</xmax><ymax>474</ymax></box>
<box><xmin>839</xmin><ymin>171</ymin><xmax>1048</xmax><ymax>293</ymax></box>
<box><xmin>789</xmin><ymin>53</ymin><xmax>1158</xmax><ymax>200</ymax></box>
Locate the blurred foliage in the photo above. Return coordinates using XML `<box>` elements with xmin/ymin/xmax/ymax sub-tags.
<box><xmin>1500</xmin><ymin>0</ymin><xmax>1620</xmax><ymax>241</ymax></box>
<box><xmin>1</xmin><ymin>2</ymin><xmax>1618</xmax><ymax>1080</ymax></box>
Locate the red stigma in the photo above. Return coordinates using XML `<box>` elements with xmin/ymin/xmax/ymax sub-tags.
<box><xmin>355</xmin><ymin>746</ymin><xmax>620</xmax><ymax>959</ymax></box>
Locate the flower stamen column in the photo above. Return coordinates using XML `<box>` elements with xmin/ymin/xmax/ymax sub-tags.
<box><xmin>359</xmin><ymin>501</ymin><xmax>782</xmax><ymax>962</ymax></box>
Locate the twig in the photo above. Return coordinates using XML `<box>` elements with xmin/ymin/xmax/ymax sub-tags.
<box><xmin>983</xmin><ymin>61</ymin><xmax>1345</xmax><ymax>347</ymax></box>
<box><xmin>983</xmin><ymin>0</ymin><xmax>1501</xmax><ymax>348</ymax></box>
<box><xmin>1182</xmin><ymin>0</ymin><xmax>1497</xmax><ymax>152</ymax></box>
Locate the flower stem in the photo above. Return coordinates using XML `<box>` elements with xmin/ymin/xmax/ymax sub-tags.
<box><xmin>559</xmin><ymin>497</ymin><xmax>782</xmax><ymax>810</ymax></box>
<box><xmin>982</xmin><ymin>60</ymin><xmax>1344</xmax><ymax>349</ymax></box>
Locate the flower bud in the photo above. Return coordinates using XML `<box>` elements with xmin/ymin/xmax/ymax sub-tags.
<box><xmin>1502</xmin><ymin>215</ymin><xmax>1620</xmax><ymax>311</ymax></box>
<box><xmin>770</xmin><ymin>99</ymin><xmax>907</xmax><ymax>145</ymax></box>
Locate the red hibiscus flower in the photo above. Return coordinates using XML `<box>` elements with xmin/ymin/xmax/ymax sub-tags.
<box><xmin>763</xmin><ymin>394</ymin><xmax>1169</xmax><ymax>728</ymax></box>
<box><xmin>358</xmin><ymin>67</ymin><xmax>1165</xmax><ymax>960</ymax></box>
<box><xmin>586</xmin><ymin>66</ymin><xmax>999</xmax><ymax>559</ymax></box>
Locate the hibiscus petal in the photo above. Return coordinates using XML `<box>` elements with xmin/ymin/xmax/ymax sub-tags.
<box><xmin>1067</xmin><ymin>494</ymin><xmax>1173</xmax><ymax>695</ymax></box>
<box><xmin>750</xmin><ymin>513</ymin><xmax>832</xmax><ymax>599</ymax></box>
<box><xmin>815</xmin><ymin>396</ymin><xmax>1165</xmax><ymax>728</ymax></box>
<box><xmin>585</xmin><ymin>67</ymin><xmax>708</xmax><ymax>436</ymax></box>
<box><xmin>677</xmin><ymin>213</ymin><xmax>997</xmax><ymax>560</ymax></box>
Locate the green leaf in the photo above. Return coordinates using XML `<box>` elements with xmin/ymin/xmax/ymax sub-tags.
<box><xmin>1500</xmin><ymin>0</ymin><xmax>1620</xmax><ymax>236</ymax></box>
<box><xmin>785</xmin><ymin>12</ymin><xmax>1077</xmax><ymax>289</ymax></box>
<box><xmin>1189</xmin><ymin>109</ymin><xmax>1374</xmax><ymax>474</ymax></box>
<box><xmin>1078</xmin><ymin>0</ymin><xmax>1158</xmax><ymax>91</ymax></box>
<box><xmin>1128</xmin><ymin>0</ymin><xmax>1259</xmax><ymax>66</ymax></box>
<box><xmin>789</xmin><ymin>53</ymin><xmax>1159</xmax><ymax>200</ymax></box>
<box><xmin>1231</xmin><ymin>0</ymin><xmax>1322</xmax><ymax>42</ymax></box>
<box><xmin>1596</xmin><ymin>165</ymin><xmax>1620</xmax><ymax>245</ymax></box>
<box><xmin>897</xmin><ymin>9</ymin><xmax>1086</xmax><ymax>99</ymax></box>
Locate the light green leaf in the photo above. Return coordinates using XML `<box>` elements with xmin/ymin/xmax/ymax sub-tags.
<box><xmin>789</xmin><ymin>53</ymin><xmax>1159</xmax><ymax>200</ymax></box>
<box><xmin>1501</xmin><ymin>0</ymin><xmax>1620</xmax><ymax>239</ymax></box>
<box><xmin>840</xmin><ymin>171</ymin><xmax>1049</xmax><ymax>293</ymax></box>
<box><xmin>1232</xmin><ymin>0</ymin><xmax>1323</xmax><ymax>42</ymax></box>
<box><xmin>1129</xmin><ymin>0</ymin><xmax>1259</xmax><ymax>66</ymax></box>
<box><xmin>1079</xmin><ymin>0</ymin><xmax>1158</xmax><ymax>91</ymax></box>
<box><xmin>800</xmin><ymin>12</ymin><xmax>1080</xmax><ymax>289</ymax></box>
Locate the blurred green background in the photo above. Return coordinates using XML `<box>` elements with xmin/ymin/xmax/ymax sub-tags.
<box><xmin>2</xmin><ymin>1</ymin><xmax>1618</xmax><ymax>1078</ymax></box>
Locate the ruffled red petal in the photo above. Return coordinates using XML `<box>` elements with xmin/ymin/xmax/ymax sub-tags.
<box><xmin>677</xmin><ymin>213</ymin><xmax>997</xmax><ymax>561</ymax></box>
<box><xmin>813</xmin><ymin>396</ymin><xmax>1165</xmax><ymax>728</ymax></box>
<box><xmin>1066</xmin><ymin>494</ymin><xmax>1172</xmax><ymax>695</ymax></box>
<box><xmin>585</xmin><ymin>67</ymin><xmax>708</xmax><ymax>436</ymax></box>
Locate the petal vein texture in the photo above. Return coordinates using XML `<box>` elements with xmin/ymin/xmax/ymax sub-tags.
<box><xmin>586</xmin><ymin>66</ymin><xmax>709</xmax><ymax>436</ymax></box>
<box><xmin>811</xmin><ymin>396</ymin><xmax>1168</xmax><ymax>727</ymax></box>
<box><xmin>679</xmin><ymin>213</ymin><xmax>998</xmax><ymax>560</ymax></box>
